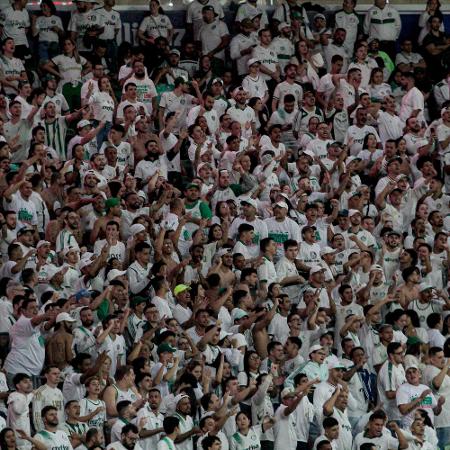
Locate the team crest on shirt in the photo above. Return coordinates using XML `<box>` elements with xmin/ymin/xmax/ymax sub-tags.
<box><xmin>212</xmin><ymin>24</ymin><xmax>216</xmax><ymax>29</ymax></box>
<box><xmin>388</xmin><ymin>12</ymin><xmax>392</xmax><ymax>16</ymax></box>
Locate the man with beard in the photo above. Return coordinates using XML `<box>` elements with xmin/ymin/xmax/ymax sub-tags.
<box><xmin>293</xmin><ymin>90</ymin><xmax>325</xmax><ymax>136</ymax></box>
<box><xmin>159</xmin><ymin>77</ymin><xmax>200</xmax><ymax>134</ymax></box>
<box><xmin>399</xmin><ymin>72</ymin><xmax>425</xmax><ymax>124</ymax></box>
<box><xmin>271</xmin><ymin>23</ymin><xmax>294</xmax><ymax>73</ymax></box>
<box><xmin>34</xmin><ymin>406</ymin><xmax>74</xmax><ymax>450</ymax></box>
<box><xmin>37</xmin><ymin>101</ymin><xmax>82</xmax><ymax>160</ymax></box>
<box><xmin>269</xmin><ymin>94</ymin><xmax>298</xmax><ymax>150</ymax></box>
<box><xmin>174</xmin><ymin>394</ymin><xmax>200</xmax><ymax>450</ymax></box>
<box><xmin>121</xmin><ymin>192</ymin><xmax>151</xmax><ymax>240</ymax></box>
<box><xmin>155</xmin><ymin>49</ymin><xmax>189</xmax><ymax>86</ymax></box>
<box><xmin>353</xmin><ymin>410</ymin><xmax>408</xmax><ymax>450</ymax></box>
<box><xmin>137</xmin><ymin>388</ymin><xmax>164</xmax><ymax>450</ymax></box>
<box><xmin>68</xmin><ymin>0</ymin><xmax>104</xmax><ymax>54</ymax></box>
<box><xmin>73</xmin><ymin>307</ymin><xmax>97</xmax><ymax>357</ymax></box>
<box><xmin>323</xmin><ymin>28</ymin><xmax>349</xmax><ymax>73</ymax></box>
<box><xmin>423</xmin><ymin>15</ymin><xmax>450</xmax><ymax>82</ymax></box>
<box><xmin>402</xmin><ymin>117</ymin><xmax>430</xmax><ymax>155</ymax></box>
<box><xmin>106</xmin><ymin>423</ymin><xmax>141</xmax><ymax>450</ymax></box>
<box><xmin>250</xmin><ymin>365</ymin><xmax>278</xmax><ymax>449</ymax></box>
<box><xmin>264</xmin><ymin>202</ymin><xmax>301</xmax><ymax>261</ymax></box>
<box><xmin>135</xmin><ymin>140</ymin><xmax>167</xmax><ymax>187</ymax></box>
<box><xmin>376</xmin><ymin>185</ymin><xmax>404</xmax><ymax>233</ymax></box>
<box><xmin>306</xmin><ymin>122</ymin><xmax>334</xmax><ymax>161</ymax></box>
<box><xmin>32</xmin><ymin>366</ymin><xmax>64</xmax><ymax>432</ymax></box>
<box><xmin>227</xmin><ymin>87</ymin><xmax>256</xmax><ymax>139</ymax></box>
<box><xmin>45</xmin><ymin>312</ymin><xmax>76</xmax><ymax>371</ymax></box>
<box><xmin>90</xmin><ymin>196</ymin><xmax>122</xmax><ymax>244</ymax></box>
<box><xmin>183</xmin><ymin>244</ymin><xmax>205</xmax><ymax>284</ymax></box>
<box><xmin>88</xmin><ymin>153</ymin><xmax>108</xmax><ymax>189</ymax></box>
<box><xmin>345</xmin><ymin>209</ymin><xmax>376</xmax><ymax>251</ymax></box>
<box><xmin>344</xmin><ymin>107</ymin><xmax>381</xmax><ymax>156</ymax></box>
<box><xmin>55</xmin><ymin>211</ymin><xmax>81</xmax><ymax>255</ymax></box>
<box><xmin>187</xmin><ymin>91</ymin><xmax>219</xmax><ymax>134</ymax></box>
<box><xmin>124</xmin><ymin>60</ymin><xmax>157</xmax><ymax>117</ymax></box>
<box><xmin>379</xmin><ymin>230</ymin><xmax>402</xmax><ymax>282</ymax></box>
<box><xmin>230</xmin><ymin>19</ymin><xmax>259</xmax><ymax>79</ymax></box>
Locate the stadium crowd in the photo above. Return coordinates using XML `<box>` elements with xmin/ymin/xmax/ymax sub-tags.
<box><xmin>0</xmin><ymin>0</ymin><xmax>450</xmax><ymax>449</ymax></box>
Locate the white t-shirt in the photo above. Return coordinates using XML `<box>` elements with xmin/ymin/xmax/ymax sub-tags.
<box><xmin>7</xmin><ymin>392</ymin><xmax>33</xmax><ymax>450</ymax></box>
<box><xmin>423</xmin><ymin>364</ymin><xmax>450</xmax><ymax>429</ymax></box>
<box><xmin>51</xmin><ymin>54</ymin><xmax>87</xmax><ymax>85</ymax></box>
<box><xmin>274</xmin><ymin>404</ymin><xmax>297</xmax><ymax>450</ymax></box>
<box><xmin>137</xmin><ymin>406</ymin><xmax>164</xmax><ymax>450</ymax></box>
<box><xmin>396</xmin><ymin>382</ymin><xmax>437</xmax><ymax>428</ymax></box>
<box><xmin>400</xmin><ymin>87</ymin><xmax>425</xmax><ymax>123</ymax></box>
<box><xmin>88</xmin><ymin>91</ymin><xmax>115</xmax><ymax>122</ymax></box>
<box><xmin>124</xmin><ymin>76</ymin><xmax>157</xmax><ymax>115</ymax></box>
<box><xmin>79</xmin><ymin>398</ymin><xmax>106</xmax><ymax>431</ymax></box>
<box><xmin>99</xmin><ymin>334</ymin><xmax>126</xmax><ymax>377</ymax></box>
<box><xmin>377</xmin><ymin>361</ymin><xmax>406</xmax><ymax>421</ymax></box>
<box><xmin>4</xmin><ymin>316</ymin><xmax>45</xmax><ymax>376</ymax></box>
<box><xmin>34</xmin><ymin>429</ymin><xmax>74</xmax><ymax>450</ymax></box>
<box><xmin>230</xmin><ymin>425</ymin><xmax>262</xmax><ymax>450</ymax></box>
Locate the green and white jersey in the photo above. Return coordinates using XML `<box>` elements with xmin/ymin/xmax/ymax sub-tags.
<box><xmin>230</xmin><ymin>425</ymin><xmax>262</xmax><ymax>450</ymax></box>
<box><xmin>79</xmin><ymin>398</ymin><xmax>106</xmax><ymax>431</ymax></box>
<box><xmin>34</xmin><ymin>429</ymin><xmax>74</xmax><ymax>450</ymax></box>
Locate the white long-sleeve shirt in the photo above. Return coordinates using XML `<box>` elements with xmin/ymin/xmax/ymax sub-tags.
<box><xmin>363</xmin><ymin>5</ymin><xmax>401</xmax><ymax>41</ymax></box>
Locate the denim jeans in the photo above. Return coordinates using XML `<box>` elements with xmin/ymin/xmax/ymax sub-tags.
<box><xmin>437</xmin><ymin>427</ymin><xmax>450</xmax><ymax>449</ymax></box>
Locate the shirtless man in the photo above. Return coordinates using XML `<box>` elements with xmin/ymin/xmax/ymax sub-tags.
<box><xmin>90</xmin><ymin>197</ymin><xmax>122</xmax><ymax>244</ymax></box>
<box><xmin>154</xmin><ymin>227</ymin><xmax>181</xmax><ymax>279</ymax></box>
<box><xmin>46</xmin><ymin>313</ymin><xmax>76</xmax><ymax>371</ymax></box>
<box><xmin>208</xmin><ymin>248</ymin><xmax>237</xmax><ymax>288</ymax></box>
<box><xmin>398</xmin><ymin>266</ymin><xmax>421</xmax><ymax>308</ymax></box>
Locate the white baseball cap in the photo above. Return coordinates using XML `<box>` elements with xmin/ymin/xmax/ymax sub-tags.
<box><xmin>107</xmin><ymin>269</ymin><xmax>126</xmax><ymax>282</ymax></box>
<box><xmin>56</xmin><ymin>312</ymin><xmax>76</xmax><ymax>324</ymax></box>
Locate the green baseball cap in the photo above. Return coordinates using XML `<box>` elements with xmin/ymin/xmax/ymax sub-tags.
<box><xmin>174</xmin><ymin>284</ymin><xmax>191</xmax><ymax>296</ymax></box>
<box><xmin>105</xmin><ymin>197</ymin><xmax>120</xmax><ymax>210</ymax></box>
<box><xmin>157</xmin><ymin>343</ymin><xmax>177</xmax><ymax>354</ymax></box>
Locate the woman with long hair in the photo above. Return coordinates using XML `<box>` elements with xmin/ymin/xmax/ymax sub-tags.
<box><xmin>248</xmin><ymin>97</ymin><xmax>268</xmax><ymax>134</ymax></box>
<box><xmin>348</xmin><ymin>41</ymin><xmax>378</xmax><ymax>90</ymax></box>
<box><xmin>368</xmin><ymin>67</ymin><xmax>392</xmax><ymax>102</ymax></box>
<box><xmin>290</xmin><ymin>39</ymin><xmax>322</xmax><ymax>89</ymax></box>
<box><xmin>31</xmin><ymin>0</ymin><xmax>63</xmax><ymax>63</ymax></box>
<box><xmin>86</xmin><ymin>75</ymin><xmax>117</xmax><ymax>146</ymax></box>
<box><xmin>358</xmin><ymin>133</ymin><xmax>383</xmax><ymax>179</ymax></box>
<box><xmin>230</xmin><ymin>412</ymin><xmax>275</xmax><ymax>450</ymax></box>
<box><xmin>418</xmin><ymin>0</ymin><xmax>444</xmax><ymax>45</ymax></box>
<box><xmin>138</xmin><ymin>0</ymin><xmax>174</xmax><ymax>46</ymax></box>
<box><xmin>194</xmin><ymin>55</ymin><xmax>216</xmax><ymax>91</ymax></box>
<box><xmin>43</xmin><ymin>38</ymin><xmax>90</xmax><ymax>110</ymax></box>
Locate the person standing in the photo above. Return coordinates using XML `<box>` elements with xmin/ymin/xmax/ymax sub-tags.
<box><xmin>4</xmin><ymin>298</ymin><xmax>55</xmax><ymax>388</ymax></box>
<box><xmin>7</xmin><ymin>373</ymin><xmax>34</xmax><ymax>450</ymax></box>
<box><xmin>363</xmin><ymin>0</ymin><xmax>401</xmax><ymax>59</ymax></box>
